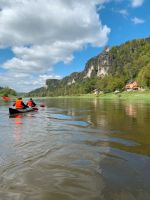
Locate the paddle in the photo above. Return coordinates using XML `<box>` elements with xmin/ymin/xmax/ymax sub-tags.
<box><xmin>32</xmin><ymin>107</ymin><xmax>38</xmax><ymax>111</ymax></box>
<box><xmin>39</xmin><ymin>103</ymin><xmax>46</xmax><ymax>107</ymax></box>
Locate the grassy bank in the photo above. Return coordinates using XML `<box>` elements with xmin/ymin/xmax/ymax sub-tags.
<box><xmin>30</xmin><ymin>90</ymin><xmax>150</xmax><ymax>100</ymax></box>
<box><xmin>80</xmin><ymin>90</ymin><xmax>150</xmax><ymax>100</ymax></box>
<box><xmin>97</xmin><ymin>90</ymin><xmax>150</xmax><ymax>100</ymax></box>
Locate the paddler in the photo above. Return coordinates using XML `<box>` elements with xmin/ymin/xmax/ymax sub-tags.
<box><xmin>26</xmin><ymin>98</ymin><xmax>36</xmax><ymax>107</ymax></box>
<box><xmin>13</xmin><ymin>97</ymin><xmax>28</xmax><ymax>109</ymax></box>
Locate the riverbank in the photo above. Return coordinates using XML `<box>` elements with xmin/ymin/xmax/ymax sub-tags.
<box><xmin>95</xmin><ymin>90</ymin><xmax>150</xmax><ymax>100</ymax></box>
<box><xmin>31</xmin><ymin>90</ymin><xmax>150</xmax><ymax>100</ymax></box>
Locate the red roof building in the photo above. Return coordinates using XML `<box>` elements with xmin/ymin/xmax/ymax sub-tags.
<box><xmin>125</xmin><ymin>81</ymin><xmax>139</xmax><ymax>90</ymax></box>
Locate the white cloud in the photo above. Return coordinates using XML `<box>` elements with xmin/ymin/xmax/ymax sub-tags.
<box><xmin>0</xmin><ymin>71</ymin><xmax>61</xmax><ymax>92</ymax></box>
<box><xmin>130</xmin><ymin>0</ymin><xmax>144</xmax><ymax>7</ymax></box>
<box><xmin>0</xmin><ymin>0</ymin><xmax>110</xmax><ymax>92</ymax></box>
<box><xmin>131</xmin><ymin>17</ymin><xmax>145</xmax><ymax>24</ymax></box>
<box><xmin>118</xmin><ymin>9</ymin><xmax>129</xmax><ymax>17</ymax></box>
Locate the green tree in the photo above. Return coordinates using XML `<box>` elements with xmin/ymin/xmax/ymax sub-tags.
<box><xmin>137</xmin><ymin>64</ymin><xmax>150</xmax><ymax>88</ymax></box>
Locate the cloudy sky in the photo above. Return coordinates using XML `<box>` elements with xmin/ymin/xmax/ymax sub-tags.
<box><xmin>0</xmin><ymin>0</ymin><xmax>149</xmax><ymax>92</ymax></box>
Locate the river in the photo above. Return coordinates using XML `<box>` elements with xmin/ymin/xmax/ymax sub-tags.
<box><xmin>0</xmin><ymin>98</ymin><xmax>150</xmax><ymax>200</ymax></box>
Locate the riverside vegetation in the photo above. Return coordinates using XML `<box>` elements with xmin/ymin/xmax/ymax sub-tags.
<box><xmin>0</xmin><ymin>86</ymin><xmax>16</xmax><ymax>97</ymax></box>
<box><xmin>1</xmin><ymin>37</ymin><xmax>149</xmax><ymax>98</ymax></box>
<box><xmin>27</xmin><ymin>37</ymin><xmax>150</xmax><ymax>97</ymax></box>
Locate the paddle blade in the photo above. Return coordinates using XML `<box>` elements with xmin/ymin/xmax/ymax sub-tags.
<box><xmin>40</xmin><ymin>104</ymin><xmax>45</xmax><ymax>107</ymax></box>
<box><xmin>33</xmin><ymin>107</ymin><xmax>38</xmax><ymax>111</ymax></box>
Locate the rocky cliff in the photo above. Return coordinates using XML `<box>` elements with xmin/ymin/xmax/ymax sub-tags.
<box><xmin>46</xmin><ymin>47</ymin><xmax>111</xmax><ymax>89</ymax></box>
<box><xmin>28</xmin><ymin>37</ymin><xmax>150</xmax><ymax>96</ymax></box>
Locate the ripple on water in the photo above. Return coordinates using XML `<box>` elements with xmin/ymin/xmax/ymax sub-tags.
<box><xmin>0</xmin><ymin>99</ymin><xmax>150</xmax><ymax>200</ymax></box>
<box><xmin>64</xmin><ymin>120</ymin><xmax>90</xmax><ymax>127</ymax></box>
<box><xmin>46</xmin><ymin>112</ymin><xmax>90</xmax><ymax>127</ymax></box>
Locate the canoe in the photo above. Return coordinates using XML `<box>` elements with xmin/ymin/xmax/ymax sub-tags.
<box><xmin>9</xmin><ymin>107</ymin><xmax>38</xmax><ymax>115</ymax></box>
<box><xmin>2</xmin><ymin>96</ymin><xmax>11</xmax><ymax>101</ymax></box>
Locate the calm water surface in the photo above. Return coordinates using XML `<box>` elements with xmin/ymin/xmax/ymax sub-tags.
<box><xmin>0</xmin><ymin>98</ymin><xmax>150</xmax><ymax>200</ymax></box>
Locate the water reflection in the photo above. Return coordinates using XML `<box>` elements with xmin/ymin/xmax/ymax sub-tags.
<box><xmin>0</xmin><ymin>98</ymin><xmax>150</xmax><ymax>200</ymax></box>
<box><xmin>125</xmin><ymin>103</ymin><xmax>137</xmax><ymax>118</ymax></box>
<box><xmin>43</xmin><ymin>98</ymin><xmax>150</xmax><ymax>156</ymax></box>
<box><xmin>13</xmin><ymin>115</ymin><xmax>22</xmax><ymax>144</ymax></box>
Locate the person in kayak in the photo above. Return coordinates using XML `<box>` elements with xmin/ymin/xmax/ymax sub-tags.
<box><xmin>13</xmin><ymin>97</ymin><xmax>28</xmax><ymax>109</ymax></box>
<box><xmin>26</xmin><ymin>98</ymin><xmax>36</xmax><ymax>107</ymax></box>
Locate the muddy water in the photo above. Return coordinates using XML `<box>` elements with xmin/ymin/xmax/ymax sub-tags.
<box><xmin>0</xmin><ymin>98</ymin><xmax>150</xmax><ymax>200</ymax></box>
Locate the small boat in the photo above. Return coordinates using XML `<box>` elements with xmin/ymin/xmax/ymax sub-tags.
<box><xmin>9</xmin><ymin>107</ymin><xmax>38</xmax><ymax>115</ymax></box>
<box><xmin>2</xmin><ymin>96</ymin><xmax>11</xmax><ymax>101</ymax></box>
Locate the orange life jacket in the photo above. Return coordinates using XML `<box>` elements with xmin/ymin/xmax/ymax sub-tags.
<box><xmin>15</xmin><ymin>100</ymin><xmax>23</xmax><ymax>109</ymax></box>
<box><xmin>27</xmin><ymin>100</ymin><xmax>33</xmax><ymax>107</ymax></box>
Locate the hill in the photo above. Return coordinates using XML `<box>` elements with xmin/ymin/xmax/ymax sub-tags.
<box><xmin>28</xmin><ymin>37</ymin><xmax>150</xmax><ymax>97</ymax></box>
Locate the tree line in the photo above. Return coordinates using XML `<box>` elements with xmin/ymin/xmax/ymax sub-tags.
<box><xmin>0</xmin><ymin>86</ymin><xmax>17</xmax><ymax>97</ymax></box>
<box><xmin>28</xmin><ymin>37</ymin><xmax>150</xmax><ymax>97</ymax></box>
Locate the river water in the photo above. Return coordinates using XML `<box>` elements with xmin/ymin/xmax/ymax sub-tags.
<box><xmin>0</xmin><ymin>98</ymin><xmax>150</xmax><ymax>200</ymax></box>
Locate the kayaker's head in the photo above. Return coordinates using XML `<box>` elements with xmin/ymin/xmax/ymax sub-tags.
<box><xmin>30</xmin><ymin>98</ymin><xmax>32</xmax><ymax>100</ymax></box>
<box><xmin>18</xmin><ymin>97</ymin><xmax>22</xmax><ymax>100</ymax></box>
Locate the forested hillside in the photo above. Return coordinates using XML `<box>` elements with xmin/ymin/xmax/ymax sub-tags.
<box><xmin>0</xmin><ymin>86</ymin><xmax>17</xmax><ymax>96</ymax></box>
<box><xmin>28</xmin><ymin>37</ymin><xmax>150</xmax><ymax>97</ymax></box>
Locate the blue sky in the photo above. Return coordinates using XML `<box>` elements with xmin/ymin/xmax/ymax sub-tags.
<box><xmin>0</xmin><ymin>0</ymin><xmax>149</xmax><ymax>92</ymax></box>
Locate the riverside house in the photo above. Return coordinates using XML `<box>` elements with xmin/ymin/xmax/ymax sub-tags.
<box><xmin>125</xmin><ymin>81</ymin><xmax>139</xmax><ymax>91</ymax></box>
